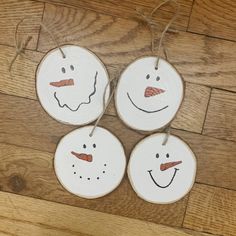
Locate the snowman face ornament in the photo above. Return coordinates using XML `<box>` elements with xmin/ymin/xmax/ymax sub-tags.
<box><xmin>36</xmin><ymin>45</ymin><xmax>110</xmax><ymax>125</ymax></box>
<box><xmin>128</xmin><ymin>133</ymin><xmax>196</xmax><ymax>204</ymax></box>
<box><xmin>115</xmin><ymin>57</ymin><xmax>184</xmax><ymax>131</ymax></box>
<box><xmin>54</xmin><ymin>126</ymin><xmax>126</xmax><ymax>199</ymax></box>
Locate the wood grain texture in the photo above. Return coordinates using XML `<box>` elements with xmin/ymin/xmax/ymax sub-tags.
<box><xmin>0</xmin><ymin>142</ymin><xmax>188</xmax><ymax>227</ymax></box>
<box><xmin>0</xmin><ymin>45</ymin><xmax>210</xmax><ymax>134</ymax></box>
<box><xmin>203</xmin><ymin>89</ymin><xmax>236</xmax><ymax>142</ymax></box>
<box><xmin>1</xmin><ymin>92</ymin><xmax>236</xmax><ymax>191</ymax></box>
<box><xmin>0</xmin><ymin>45</ymin><xmax>44</xmax><ymax>99</ymax></box>
<box><xmin>184</xmin><ymin>184</ymin><xmax>236</xmax><ymax>236</ymax></box>
<box><xmin>0</xmin><ymin>191</ymin><xmax>213</xmax><ymax>236</ymax></box>
<box><xmin>188</xmin><ymin>0</ymin><xmax>236</xmax><ymax>41</ymax></box>
<box><xmin>0</xmin><ymin>0</ymin><xmax>44</xmax><ymax>50</ymax></box>
<box><xmin>34</xmin><ymin>0</ymin><xmax>193</xmax><ymax>31</ymax></box>
<box><xmin>172</xmin><ymin>129</ymin><xmax>236</xmax><ymax>191</ymax></box>
<box><xmin>171</xmin><ymin>83</ymin><xmax>210</xmax><ymax>133</ymax></box>
<box><xmin>38</xmin><ymin>4</ymin><xmax>236</xmax><ymax>92</ymax></box>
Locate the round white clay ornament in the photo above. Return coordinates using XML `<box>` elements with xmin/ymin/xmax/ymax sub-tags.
<box><xmin>36</xmin><ymin>45</ymin><xmax>110</xmax><ymax>125</ymax></box>
<box><xmin>128</xmin><ymin>133</ymin><xmax>196</xmax><ymax>204</ymax></box>
<box><xmin>115</xmin><ymin>57</ymin><xmax>184</xmax><ymax>131</ymax></box>
<box><xmin>54</xmin><ymin>126</ymin><xmax>126</xmax><ymax>199</ymax></box>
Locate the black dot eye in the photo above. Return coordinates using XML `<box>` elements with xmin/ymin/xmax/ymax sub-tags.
<box><xmin>70</xmin><ymin>65</ymin><xmax>74</xmax><ymax>71</ymax></box>
<box><xmin>166</xmin><ymin>153</ymin><xmax>170</xmax><ymax>158</ymax></box>
<box><xmin>83</xmin><ymin>144</ymin><xmax>86</xmax><ymax>149</ymax></box>
<box><xmin>156</xmin><ymin>153</ymin><xmax>159</xmax><ymax>158</ymax></box>
<box><xmin>156</xmin><ymin>76</ymin><xmax>160</xmax><ymax>81</ymax></box>
<box><xmin>61</xmin><ymin>67</ymin><xmax>66</xmax><ymax>73</ymax></box>
<box><xmin>93</xmin><ymin>144</ymin><xmax>96</xmax><ymax>148</ymax></box>
<box><xmin>146</xmin><ymin>74</ymin><xmax>150</xmax><ymax>79</ymax></box>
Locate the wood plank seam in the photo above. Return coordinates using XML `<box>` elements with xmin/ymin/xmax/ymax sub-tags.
<box><xmin>181</xmin><ymin>193</ymin><xmax>190</xmax><ymax>227</ymax></box>
<box><xmin>0</xmin><ymin>214</ymin><xmax>86</xmax><ymax>236</ymax></box>
<box><xmin>201</xmin><ymin>88</ymin><xmax>212</xmax><ymax>134</ymax></box>
<box><xmin>195</xmin><ymin>181</ymin><xmax>236</xmax><ymax>193</ymax></box>
<box><xmin>186</xmin><ymin>0</ymin><xmax>195</xmax><ymax>30</ymax></box>
<box><xmin>186</xmin><ymin>30</ymin><xmax>236</xmax><ymax>43</ymax></box>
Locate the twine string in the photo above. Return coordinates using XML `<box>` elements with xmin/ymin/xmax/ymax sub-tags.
<box><xmin>9</xmin><ymin>18</ymin><xmax>33</xmax><ymax>72</ymax></box>
<box><xmin>39</xmin><ymin>22</ymin><xmax>66</xmax><ymax>58</ymax></box>
<box><xmin>136</xmin><ymin>0</ymin><xmax>179</xmax><ymax>69</ymax></box>
<box><xmin>162</xmin><ymin>125</ymin><xmax>171</xmax><ymax>145</ymax></box>
<box><xmin>152</xmin><ymin>0</ymin><xmax>179</xmax><ymax>69</ymax></box>
<box><xmin>9</xmin><ymin>18</ymin><xmax>66</xmax><ymax>72</ymax></box>
<box><xmin>89</xmin><ymin>77</ymin><xmax>118</xmax><ymax>137</ymax></box>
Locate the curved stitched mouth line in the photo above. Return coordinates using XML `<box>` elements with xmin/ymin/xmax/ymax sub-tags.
<box><xmin>54</xmin><ymin>71</ymin><xmax>98</xmax><ymax>112</ymax></box>
<box><xmin>147</xmin><ymin>168</ymin><xmax>179</xmax><ymax>189</ymax></box>
<box><xmin>127</xmin><ymin>92</ymin><xmax>168</xmax><ymax>113</ymax></box>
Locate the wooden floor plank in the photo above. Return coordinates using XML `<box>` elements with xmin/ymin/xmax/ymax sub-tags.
<box><xmin>0</xmin><ymin>142</ymin><xmax>188</xmax><ymax>227</ymax></box>
<box><xmin>0</xmin><ymin>45</ymin><xmax>210</xmax><ymax>134</ymax></box>
<box><xmin>0</xmin><ymin>0</ymin><xmax>44</xmax><ymax>50</ymax></box>
<box><xmin>37</xmin><ymin>4</ymin><xmax>236</xmax><ymax>92</ymax></box>
<box><xmin>184</xmin><ymin>184</ymin><xmax>236</xmax><ymax>236</ymax></box>
<box><xmin>188</xmin><ymin>0</ymin><xmax>236</xmax><ymax>41</ymax></box>
<box><xmin>0</xmin><ymin>191</ymin><xmax>212</xmax><ymax>236</ymax></box>
<box><xmin>1</xmin><ymin>92</ymin><xmax>236</xmax><ymax>193</ymax></box>
<box><xmin>203</xmin><ymin>89</ymin><xmax>236</xmax><ymax>142</ymax></box>
<box><xmin>33</xmin><ymin>0</ymin><xmax>193</xmax><ymax>31</ymax></box>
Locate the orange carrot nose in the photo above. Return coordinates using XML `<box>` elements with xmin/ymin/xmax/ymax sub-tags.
<box><xmin>50</xmin><ymin>79</ymin><xmax>74</xmax><ymax>87</ymax></box>
<box><xmin>144</xmin><ymin>87</ymin><xmax>165</xmax><ymax>97</ymax></box>
<box><xmin>71</xmin><ymin>151</ymin><xmax>93</xmax><ymax>162</ymax></box>
<box><xmin>160</xmin><ymin>161</ymin><xmax>182</xmax><ymax>171</ymax></box>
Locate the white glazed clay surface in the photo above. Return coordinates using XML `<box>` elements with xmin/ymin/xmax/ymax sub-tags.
<box><xmin>128</xmin><ymin>133</ymin><xmax>196</xmax><ymax>204</ymax></box>
<box><xmin>115</xmin><ymin>57</ymin><xmax>184</xmax><ymax>131</ymax></box>
<box><xmin>54</xmin><ymin>126</ymin><xmax>126</xmax><ymax>199</ymax></box>
<box><xmin>36</xmin><ymin>45</ymin><xmax>109</xmax><ymax>125</ymax></box>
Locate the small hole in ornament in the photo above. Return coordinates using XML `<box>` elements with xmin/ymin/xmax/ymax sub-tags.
<box><xmin>146</xmin><ymin>74</ymin><xmax>150</xmax><ymax>79</ymax></box>
<box><xmin>72</xmin><ymin>164</ymin><xmax>75</xmax><ymax>167</ymax></box>
<box><xmin>166</xmin><ymin>153</ymin><xmax>170</xmax><ymax>158</ymax></box>
<box><xmin>156</xmin><ymin>153</ymin><xmax>159</xmax><ymax>158</ymax></box>
<box><xmin>70</xmin><ymin>65</ymin><xmax>74</xmax><ymax>71</ymax></box>
<box><xmin>103</xmin><ymin>171</ymin><xmax>105</xmax><ymax>174</ymax></box>
<box><xmin>87</xmin><ymin>178</ymin><xmax>90</xmax><ymax>180</ymax></box>
<box><xmin>93</xmin><ymin>143</ymin><xmax>96</xmax><ymax>148</ymax></box>
<box><xmin>156</xmin><ymin>76</ymin><xmax>160</xmax><ymax>81</ymax></box>
<box><xmin>155</xmin><ymin>66</ymin><xmax>158</xmax><ymax>70</ymax></box>
<box><xmin>83</xmin><ymin>144</ymin><xmax>86</xmax><ymax>149</ymax></box>
<box><xmin>74</xmin><ymin>172</ymin><xmax>76</xmax><ymax>174</ymax></box>
<box><xmin>80</xmin><ymin>176</ymin><xmax>82</xmax><ymax>179</ymax></box>
<box><xmin>97</xmin><ymin>177</ymin><xmax>99</xmax><ymax>180</ymax></box>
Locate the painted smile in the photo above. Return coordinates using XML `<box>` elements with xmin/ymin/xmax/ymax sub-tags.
<box><xmin>127</xmin><ymin>92</ymin><xmax>168</xmax><ymax>113</ymax></box>
<box><xmin>71</xmin><ymin>151</ymin><xmax>108</xmax><ymax>181</ymax></box>
<box><xmin>147</xmin><ymin>168</ymin><xmax>179</xmax><ymax>188</ymax></box>
<box><xmin>54</xmin><ymin>71</ymin><xmax>98</xmax><ymax>112</ymax></box>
